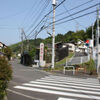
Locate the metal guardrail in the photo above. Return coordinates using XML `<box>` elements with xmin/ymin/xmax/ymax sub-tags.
<box><xmin>63</xmin><ymin>65</ymin><xmax>75</xmax><ymax>75</ymax></box>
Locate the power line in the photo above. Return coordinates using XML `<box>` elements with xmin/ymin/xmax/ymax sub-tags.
<box><xmin>49</xmin><ymin>3</ymin><xmax>99</xmax><ymax>25</ymax></box>
<box><xmin>20</xmin><ymin>0</ymin><xmax>41</xmax><ymax>27</ymax></box>
<box><xmin>56</xmin><ymin>0</ymin><xmax>94</xmax><ymax>17</ymax></box>
<box><xmin>27</xmin><ymin>0</ymin><xmax>97</xmax><ymax>39</ymax></box>
<box><xmin>25</xmin><ymin>0</ymin><xmax>51</xmax><ymax>34</ymax></box>
<box><xmin>26</xmin><ymin>0</ymin><xmax>66</xmax><ymax>38</ymax></box>
<box><xmin>55</xmin><ymin>10</ymin><xmax>98</xmax><ymax>25</ymax></box>
<box><xmin>33</xmin><ymin>9</ymin><xmax>98</xmax><ymax>38</ymax></box>
<box><xmin>62</xmin><ymin>1</ymin><xmax>87</xmax><ymax>29</ymax></box>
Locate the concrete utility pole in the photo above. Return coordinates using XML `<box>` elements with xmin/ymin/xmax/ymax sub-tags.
<box><xmin>96</xmin><ymin>8</ymin><xmax>100</xmax><ymax>74</ymax></box>
<box><xmin>52</xmin><ymin>0</ymin><xmax>56</xmax><ymax>69</ymax></box>
<box><xmin>21</xmin><ymin>29</ymin><xmax>24</xmax><ymax>54</ymax></box>
<box><xmin>21</xmin><ymin>28</ymin><xmax>29</xmax><ymax>52</ymax></box>
<box><xmin>92</xmin><ymin>24</ymin><xmax>94</xmax><ymax>59</ymax></box>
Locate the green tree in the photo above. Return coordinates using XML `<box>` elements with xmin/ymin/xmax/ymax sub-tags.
<box><xmin>64</xmin><ymin>31</ymin><xmax>74</xmax><ymax>42</ymax></box>
<box><xmin>0</xmin><ymin>56</ymin><xmax>12</xmax><ymax>100</ymax></box>
<box><xmin>29</xmin><ymin>47</ymin><xmax>36</xmax><ymax>60</ymax></box>
<box><xmin>55</xmin><ymin>34</ymin><xmax>64</xmax><ymax>42</ymax></box>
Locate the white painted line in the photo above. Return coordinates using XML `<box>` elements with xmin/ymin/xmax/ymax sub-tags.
<box><xmin>41</xmin><ymin>76</ymin><xmax>99</xmax><ymax>84</ymax></box>
<box><xmin>23</xmin><ymin>83</ymin><xmax>100</xmax><ymax>95</ymax></box>
<box><xmin>30</xmin><ymin>81</ymin><xmax>100</xmax><ymax>91</ymax></box>
<box><xmin>57</xmin><ymin>97</ymin><xmax>77</xmax><ymax>100</ymax></box>
<box><xmin>7</xmin><ymin>89</ymin><xmax>44</xmax><ymax>100</ymax></box>
<box><xmin>48</xmin><ymin>75</ymin><xmax>99</xmax><ymax>82</ymax></box>
<box><xmin>40</xmin><ymin>77</ymin><xmax>100</xmax><ymax>86</ymax></box>
<box><xmin>14</xmin><ymin>86</ymin><xmax>100</xmax><ymax>100</ymax></box>
<box><xmin>36</xmin><ymin>79</ymin><xmax>100</xmax><ymax>88</ymax></box>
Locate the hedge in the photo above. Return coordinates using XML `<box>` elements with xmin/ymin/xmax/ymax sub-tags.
<box><xmin>0</xmin><ymin>56</ymin><xmax>12</xmax><ymax>100</ymax></box>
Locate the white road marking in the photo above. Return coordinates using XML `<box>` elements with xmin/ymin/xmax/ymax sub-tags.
<box><xmin>57</xmin><ymin>97</ymin><xmax>77</xmax><ymax>100</ymax></box>
<box><xmin>14</xmin><ymin>86</ymin><xmax>100</xmax><ymax>100</ymax></box>
<box><xmin>40</xmin><ymin>77</ymin><xmax>100</xmax><ymax>86</ymax></box>
<box><xmin>30</xmin><ymin>81</ymin><xmax>100</xmax><ymax>91</ymax></box>
<box><xmin>7</xmin><ymin>89</ymin><xmax>45</xmax><ymax>100</ymax></box>
<box><xmin>23</xmin><ymin>83</ymin><xmax>100</xmax><ymax>95</ymax></box>
<box><xmin>41</xmin><ymin>76</ymin><xmax>99</xmax><ymax>85</ymax></box>
<box><xmin>48</xmin><ymin>75</ymin><xmax>99</xmax><ymax>83</ymax></box>
<box><xmin>36</xmin><ymin>79</ymin><xmax>100</xmax><ymax>88</ymax></box>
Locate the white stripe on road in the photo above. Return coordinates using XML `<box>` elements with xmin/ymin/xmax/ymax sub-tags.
<box><xmin>36</xmin><ymin>79</ymin><xmax>100</xmax><ymax>88</ymax></box>
<box><xmin>41</xmin><ymin>76</ymin><xmax>99</xmax><ymax>85</ymax></box>
<box><xmin>57</xmin><ymin>97</ymin><xmax>77</xmax><ymax>100</ymax></box>
<box><xmin>48</xmin><ymin>75</ymin><xmax>99</xmax><ymax>83</ymax></box>
<box><xmin>40</xmin><ymin>77</ymin><xmax>100</xmax><ymax>86</ymax></box>
<box><xmin>30</xmin><ymin>81</ymin><xmax>100</xmax><ymax>91</ymax></box>
<box><xmin>23</xmin><ymin>83</ymin><xmax>100</xmax><ymax>95</ymax></box>
<box><xmin>7</xmin><ymin>89</ymin><xmax>44</xmax><ymax>100</ymax></box>
<box><xmin>14</xmin><ymin>86</ymin><xmax>100</xmax><ymax>100</ymax></box>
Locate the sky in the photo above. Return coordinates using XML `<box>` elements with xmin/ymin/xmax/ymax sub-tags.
<box><xmin>0</xmin><ymin>0</ymin><xmax>99</xmax><ymax>45</ymax></box>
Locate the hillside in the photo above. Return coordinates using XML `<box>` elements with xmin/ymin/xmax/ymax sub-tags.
<box><xmin>10</xmin><ymin>25</ymin><xmax>94</xmax><ymax>53</ymax></box>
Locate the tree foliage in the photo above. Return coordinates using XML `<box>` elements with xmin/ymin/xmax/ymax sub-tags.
<box><xmin>0</xmin><ymin>56</ymin><xmax>12</xmax><ymax>100</ymax></box>
<box><xmin>10</xmin><ymin>25</ymin><xmax>94</xmax><ymax>53</ymax></box>
<box><xmin>29</xmin><ymin>47</ymin><xmax>36</xmax><ymax>60</ymax></box>
<box><xmin>4</xmin><ymin>47</ymin><xmax>12</xmax><ymax>60</ymax></box>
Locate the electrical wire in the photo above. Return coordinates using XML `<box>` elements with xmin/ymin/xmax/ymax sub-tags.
<box><xmin>53</xmin><ymin>10</ymin><xmax>98</xmax><ymax>26</ymax></box>
<box><xmin>49</xmin><ymin>3</ymin><xmax>99</xmax><ymax>25</ymax></box>
<box><xmin>31</xmin><ymin>9</ymin><xmax>99</xmax><ymax>38</ymax></box>
<box><xmin>26</xmin><ymin>0</ymin><xmax>66</xmax><ymax>38</ymax></box>
<box><xmin>25</xmin><ymin>0</ymin><xmax>51</xmax><ymax>34</ymax></box>
<box><xmin>62</xmin><ymin>1</ymin><xmax>87</xmax><ymax>29</ymax></box>
<box><xmin>20</xmin><ymin>0</ymin><xmax>42</xmax><ymax>27</ymax></box>
<box><xmin>27</xmin><ymin>0</ymin><xmax>97</xmax><ymax>39</ymax></box>
<box><xmin>56</xmin><ymin>0</ymin><xmax>94</xmax><ymax>17</ymax></box>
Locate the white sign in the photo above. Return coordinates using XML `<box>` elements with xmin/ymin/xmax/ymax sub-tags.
<box><xmin>89</xmin><ymin>40</ymin><xmax>93</xmax><ymax>47</ymax></box>
<box><xmin>40</xmin><ymin>43</ymin><xmax>44</xmax><ymax>61</ymax></box>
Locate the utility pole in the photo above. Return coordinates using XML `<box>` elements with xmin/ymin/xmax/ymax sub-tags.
<box><xmin>21</xmin><ymin>29</ymin><xmax>24</xmax><ymax>54</ymax></box>
<box><xmin>22</xmin><ymin>28</ymin><xmax>29</xmax><ymax>52</ymax></box>
<box><xmin>92</xmin><ymin>24</ymin><xmax>94</xmax><ymax>59</ymax></box>
<box><xmin>96</xmin><ymin>8</ymin><xmax>100</xmax><ymax>74</ymax></box>
<box><xmin>52</xmin><ymin>0</ymin><xmax>56</xmax><ymax>69</ymax></box>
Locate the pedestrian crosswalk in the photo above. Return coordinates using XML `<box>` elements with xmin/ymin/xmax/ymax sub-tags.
<box><xmin>14</xmin><ymin>75</ymin><xmax>100</xmax><ymax>100</ymax></box>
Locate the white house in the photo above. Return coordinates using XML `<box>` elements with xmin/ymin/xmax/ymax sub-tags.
<box><xmin>67</xmin><ymin>43</ymin><xmax>75</xmax><ymax>52</ymax></box>
<box><xmin>0</xmin><ymin>42</ymin><xmax>7</xmax><ymax>49</ymax></box>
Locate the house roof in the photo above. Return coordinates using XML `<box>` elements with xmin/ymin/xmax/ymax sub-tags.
<box><xmin>0</xmin><ymin>42</ymin><xmax>7</xmax><ymax>48</ymax></box>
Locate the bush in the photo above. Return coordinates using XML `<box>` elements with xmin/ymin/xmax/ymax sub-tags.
<box><xmin>85</xmin><ymin>58</ymin><xmax>96</xmax><ymax>75</ymax></box>
<box><xmin>0</xmin><ymin>56</ymin><xmax>12</xmax><ymax>100</ymax></box>
<box><xmin>4</xmin><ymin>47</ymin><xmax>12</xmax><ymax>60</ymax></box>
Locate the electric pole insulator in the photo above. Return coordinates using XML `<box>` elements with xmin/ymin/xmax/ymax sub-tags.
<box><xmin>52</xmin><ymin>0</ymin><xmax>56</xmax><ymax>5</ymax></box>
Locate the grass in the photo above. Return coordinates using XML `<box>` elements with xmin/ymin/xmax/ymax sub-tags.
<box><xmin>44</xmin><ymin>52</ymin><xmax>74</xmax><ymax>71</ymax></box>
<box><xmin>55</xmin><ymin>52</ymin><xmax>74</xmax><ymax>66</ymax></box>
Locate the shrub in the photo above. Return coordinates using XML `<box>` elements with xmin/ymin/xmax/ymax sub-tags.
<box><xmin>4</xmin><ymin>47</ymin><xmax>12</xmax><ymax>60</ymax></box>
<box><xmin>0</xmin><ymin>56</ymin><xmax>12</xmax><ymax>100</ymax></box>
<box><xmin>85</xmin><ymin>58</ymin><xmax>96</xmax><ymax>75</ymax></box>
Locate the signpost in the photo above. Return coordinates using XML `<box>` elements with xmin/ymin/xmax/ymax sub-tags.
<box><xmin>39</xmin><ymin>43</ymin><xmax>45</xmax><ymax>67</ymax></box>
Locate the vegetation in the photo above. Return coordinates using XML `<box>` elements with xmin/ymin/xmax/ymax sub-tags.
<box><xmin>0</xmin><ymin>56</ymin><xmax>12</xmax><ymax>100</ymax></box>
<box><xmin>44</xmin><ymin>52</ymin><xmax>74</xmax><ymax>71</ymax></box>
<box><xmin>84</xmin><ymin>58</ymin><xmax>96</xmax><ymax>75</ymax></box>
<box><xmin>55</xmin><ymin>52</ymin><xmax>74</xmax><ymax>67</ymax></box>
<box><xmin>78</xmin><ymin>58</ymin><xmax>96</xmax><ymax>75</ymax></box>
<box><xmin>29</xmin><ymin>47</ymin><xmax>36</xmax><ymax>60</ymax></box>
<box><xmin>10</xmin><ymin>25</ymin><xmax>94</xmax><ymax>53</ymax></box>
<box><xmin>3</xmin><ymin>47</ymin><xmax>12</xmax><ymax>60</ymax></box>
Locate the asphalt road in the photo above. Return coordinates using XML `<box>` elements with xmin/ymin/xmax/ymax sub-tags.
<box><xmin>7</xmin><ymin>59</ymin><xmax>100</xmax><ymax>100</ymax></box>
